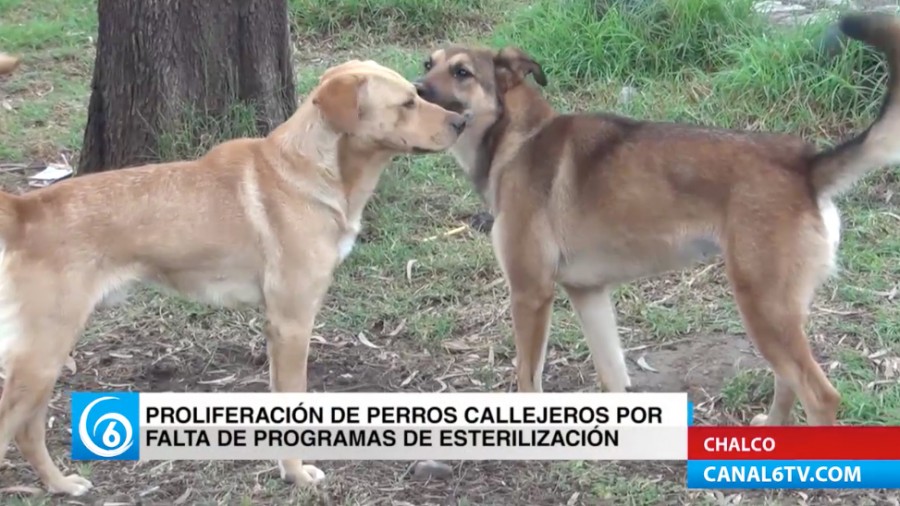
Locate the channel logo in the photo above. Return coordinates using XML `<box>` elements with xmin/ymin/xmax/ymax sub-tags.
<box><xmin>71</xmin><ymin>392</ymin><xmax>139</xmax><ymax>460</ymax></box>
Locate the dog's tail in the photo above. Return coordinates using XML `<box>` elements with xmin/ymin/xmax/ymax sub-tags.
<box><xmin>0</xmin><ymin>53</ymin><xmax>19</xmax><ymax>76</ymax></box>
<box><xmin>0</xmin><ymin>194</ymin><xmax>18</xmax><ymax>246</ymax></box>
<box><xmin>811</xmin><ymin>12</ymin><xmax>900</xmax><ymax>199</ymax></box>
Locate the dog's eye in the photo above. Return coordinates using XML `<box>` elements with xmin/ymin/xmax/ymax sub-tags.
<box><xmin>403</xmin><ymin>99</ymin><xmax>416</xmax><ymax>109</ymax></box>
<box><xmin>454</xmin><ymin>67</ymin><xmax>472</xmax><ymax>79</ymax></box>
<box><xmin>423</xmin><ymin>60</ymin><xmax>433</xmax><ymax>71</ymax></box>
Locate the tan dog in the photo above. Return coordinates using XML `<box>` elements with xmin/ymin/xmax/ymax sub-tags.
<box><xmin>414</xmin><ymin>12</ymin><xmax>900</xmax><ymax>426</ymax></box>
<box><xmin>0</xmin><ymin>53</ymin><xmax>18</xmax><ymax>76</ymax></box>
<box><xmin>0</xmin><ymin>59</ymin><xmax>466</xmax><ymax>495</ymax></box>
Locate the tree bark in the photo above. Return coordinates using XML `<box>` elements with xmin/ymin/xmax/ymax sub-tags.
<box><xmin>79</xmin><ymin>0</ymin><xmax>296</xmax><ymax>174</ymax></box>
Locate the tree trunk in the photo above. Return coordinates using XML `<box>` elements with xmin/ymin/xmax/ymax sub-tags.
<box><xmin>79</xmin><ymin>0</ymin><xmax>296</xmax><ymax>174</ymax></box>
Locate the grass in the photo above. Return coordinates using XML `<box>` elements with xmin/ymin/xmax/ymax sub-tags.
<box><xmin>289</xmin><ymin>0</ymin><xmax>490</xmax><ymax>42</ymax></box>
<box><xmin>1</xmin><ymin>0</ymin><xmax>899</xmax><ymax>503</ymax></box>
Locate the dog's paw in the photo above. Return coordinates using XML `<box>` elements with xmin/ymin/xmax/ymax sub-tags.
<box><xmin>301</xmin><ymin>464</ymin><xmax>326</xmax><ymax>483</ymax></box>
<box><xmin>49</xmin><ymin>474</ymin><xmax>93</xmax><ymax>496</ymax></box>
<box><xmin>279</xmin><ymin>460</ymin><xmax>326</xmax><ymax>485</ymax></box>
<box><xmin>750</xmin><ymin>413</ymin><xmax>769</xmax><ymax>426</ymax></box>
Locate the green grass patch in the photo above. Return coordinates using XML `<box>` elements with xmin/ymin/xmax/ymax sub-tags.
<box><xmin>494</xmin><ymin>0</ymin><xmax>765</xmax><ymax>81</ymax></box>
<box><xmin>155</xmin><ymin>103</ymin><xmax>260</xmax><ymax>162</ymax></box>
<box><xmin>289</xmin><ymin>0</ymin><xmax>490</xmax><ymax>43</ymax></box>
<box><xmin>0</xmin><ymin>0</ymin><xmax>96</xmax><ymax>51</ymax></box>
<box><xmin>494</xmin><ymin>0</ymin><xmax>884</xmax><ymax>137</ymax></box>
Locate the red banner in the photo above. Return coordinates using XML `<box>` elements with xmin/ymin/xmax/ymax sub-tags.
<box><xmin>689</xmin><ymin>426</ymin><xmax>900</xmax><ymax>460</ymax></box>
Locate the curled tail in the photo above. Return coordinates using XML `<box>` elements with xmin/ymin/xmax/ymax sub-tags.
<box><xmin>0</xmin><ymin>53</ymin><xmax>19</xmax><ymax>76</ymax></box>
<box><xmin>811</xmin><ymin>12</ymin><xmax>900</xmax><ymax>199</ymax></box>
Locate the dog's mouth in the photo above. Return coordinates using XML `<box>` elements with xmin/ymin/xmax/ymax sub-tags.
<box><xmin>441</xmin><ymin>100</ymin><xmax>467</xmax><ymax>115</ymax></box>
<box><xmin>416</xmin><ymin>90</ymin><xmax>467</xmax><ymax>115</ymax></box>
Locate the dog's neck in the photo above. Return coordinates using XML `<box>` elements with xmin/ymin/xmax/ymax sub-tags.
<box><xmin>270</xmin><ymin>101</ymin><xmax>344</xmax><ymax>178</ymax></box>
<box><xmin>451</xmin><ymin>83</ymin><xmax>556</xmax><ymax>211</ymax></box>
<box><xmin>268</xmin><ymin>102</ymin><xmax>392</xmax><ymax>247</ymax></box>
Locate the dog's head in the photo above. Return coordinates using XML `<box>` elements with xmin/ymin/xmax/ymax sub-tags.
<box><xmin>0</xmin><ymin>53</ymin><xmax>20</xmax><ymax>77</ymax></box>
<box><xmin>413</xmin><ymin>46</ymin><xmax>547</xmax><ymax>117</ymax></box>
<box><xmin>311</xmin><ymin>59</ymin><xmax>467</xmax><ymax>154</ymax></box>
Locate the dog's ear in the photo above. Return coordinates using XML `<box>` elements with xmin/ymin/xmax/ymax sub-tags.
<box><xmin>313</xmin><ymin>74</ymin><xmax>366</xmax><ymax>133</ymax></box>
<box><xmin>493</xmin><ymin>46</ymin><xmax>547</xmax><ymax>91</ymax></box>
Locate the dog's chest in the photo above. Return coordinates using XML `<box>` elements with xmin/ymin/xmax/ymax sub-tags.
<box><xmin>337</xmin><ymin>218</ymin><xmax>362</xmax><ymax>263</ymax></box>
<box><xmin>337</xmin><ymin>232</ymin><xmax>357</xmax><ymax>262</ymax></box>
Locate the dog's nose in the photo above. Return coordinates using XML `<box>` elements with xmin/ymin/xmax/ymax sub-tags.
<box><xmin>414</xmin><ymin>80</ymin><xmax>432</xmax><ymax>100</ymax></box>
<box><xmin>450</xmin><ymin>114</ymin><xmax>467</xmax><ymax>134</ymax></box>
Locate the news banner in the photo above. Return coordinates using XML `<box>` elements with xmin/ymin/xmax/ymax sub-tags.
<box><xmin>71</xmin><ymin>392</ymin><xmax>900</xmax><ymax>489</ymax></box>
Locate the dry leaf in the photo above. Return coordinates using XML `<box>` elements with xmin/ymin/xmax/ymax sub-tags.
<box><xmin>422</xmin><ymin>225</ymin><xmax>468</xmax><ymax>242</ymax></box>
<box><xmin>0</xmin><ymin>485</ymin><xmax>42</xmax><ymax>495</ymax></box>
<box><xmin>400</xmin><ymin>370</ymin><xmax>418</xmax><ymax>387</ymax></box>
<box><xmin>140</xmin><ymin>485</ymin><xmax>160</xmax><ymax>497</ymax></box>
<box><xmin>387</xmin><ymin>320</ymin><xmax>407</xmax><ymax>337</ymax></box>
<box><xmin>726</xmin><ymin>493</ymin><xmax>742</xmax><ymax>504</ymax></box>
<box><xmin>567</xmin><ymin>492</ymin><xmax>580</xmax><ymax>506</ymax></box>
<box><xmin>636</xmin><ymin>355</ymin><xmax>658</xmax><ymax>373</ymax></box>
<box><xmin>869</xmin><ymin>349</ymin><xmax>889</xmax><ymax>360</ymax></box>
<box><xmin>198</xmin><ymin>374</ymin><xmax>235</xmax><ymax>385</ymax></box>
<box><xmin>357</xmin><ymin>332</ymin><xmax>381</xmax><ymax>349</ymax></box>
<box><xmin>882</xmin><ymin>357</ymin><xmax>900</xmax><ymax>379</ymax></box>
<box><xmin>443</xmin><ymin>339</ymin><xmax>473</xmax><ymax>352</ymax></box>
<box><xmin>173</xmin><ymin>487</ymin><xmax>193</xmax><ymax>505</ymax></box>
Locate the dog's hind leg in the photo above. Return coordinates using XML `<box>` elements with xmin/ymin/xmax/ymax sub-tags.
<box><xmin>14</xmin><ymin>382</ymin><xmax>93</xmax><ymax>495</ymax></box>
<box><xmin>0</xmin><ymin>322</ymin><xmax>92</xmax><ymax>495</ymax></box>
<box><xmin>0</xmin><ymin>262</ymin><xmax>98</xmax><ymax>495</ymax></box>
<box><xmin>724</xmin><ymin>214</ymin><xmax>840</xmax><ymax>426</ymax></box>
<box><xmin>563</xmin><ymin>285</ymin><xmax>630</xmax><ymax>392</ymax></box>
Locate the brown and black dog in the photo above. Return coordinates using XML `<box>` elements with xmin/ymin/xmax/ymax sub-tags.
<box><xmin>414</xmin><ymin>12</ymin><xmax>900</xmax><ymax>426</ymax></box>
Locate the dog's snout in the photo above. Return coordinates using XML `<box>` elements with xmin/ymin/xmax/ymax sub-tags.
<box><xmin>450</xmin><ymin>114</ymin><xmax>467</xmax><ymax>135</ymax></box>
<box><xmin>414</xmin><ymin>80</ymin><xmax>432</xmax><ymax>100</ymax></box>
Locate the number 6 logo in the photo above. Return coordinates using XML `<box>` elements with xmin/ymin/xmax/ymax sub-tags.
<box><xmin>78</xmin><ymin>396</ymin><xmax>134</xmax><ymax>458</ymax></box>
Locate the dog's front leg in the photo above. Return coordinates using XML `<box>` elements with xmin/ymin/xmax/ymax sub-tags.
<box><xmin>509</xmin><ymin>286</ymin><xmax>554</xmax><ymax>393</ymax></box>
<box><xmin>264</xmin><ymin>267</ymin><xmax>333</xmax><ymax>486</ymax></box>
<box><xmin>265</xmin><ymin>317</ymin><xmax>326</xmax><ymax>484</ymax></box>
<box><xmin>493</xmin><ymin>215</ymin><xmax>557</xmax><ymax>393</ymax></box>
